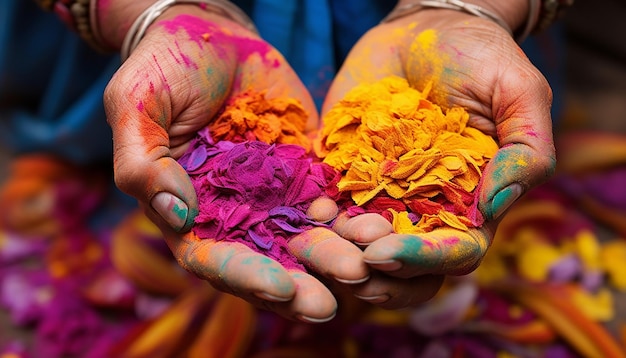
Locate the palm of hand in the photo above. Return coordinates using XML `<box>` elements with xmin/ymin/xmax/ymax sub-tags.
<box><xmin>105</xmin><ymin>12</ymin><xmax>373</xmax><ymax>323</ymax></box>
<box><xmin>319</xmin><ymin>11</ymin><xmax>555</xmax><ymax>309</ymax></box>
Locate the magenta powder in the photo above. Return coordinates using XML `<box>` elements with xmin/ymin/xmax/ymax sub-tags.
<box><xmin>178</xmin><ymin>128</ymin><xmax>338</xmax><ymax>271</ymax></box>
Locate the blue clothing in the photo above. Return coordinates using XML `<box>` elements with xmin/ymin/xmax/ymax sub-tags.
<box><xmin>0</xmin><ymin>1</ymin><xmax>118</xmax><ymax>163</ymax></box>
<box><xmin>0</xmin><ymin>0</ymin><xmax>562</xmax><ymax>164</ymax></box>
<box><xmin>0</xmin><ymin>0</ymin><xmax>391</xmax><ymax>163</ymax></box>
<box><xmin>234</xmin><ymin>0</ymin><xmax>393</xmax><ymax>106</ymax></box>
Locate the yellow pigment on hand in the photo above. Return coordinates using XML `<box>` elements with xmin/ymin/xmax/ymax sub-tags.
<box><xmin>316</xmin><ymin>75</ymin><xmax>498</xmax><ymax>233</ymax></box>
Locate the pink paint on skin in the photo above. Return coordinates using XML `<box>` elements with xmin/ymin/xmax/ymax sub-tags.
<box><xmin>166</xmin><ymin>44</ymin><xmax>199</xmax><ymax>70</ymax></box>
<box><xmin>160</xmin><ymin>15</ymin><xmax>278</xmax><ymax>67</ymax></box>
<box><xmin>230</xmin><ymin>36</ymin><xmax>278</xmax><ymax>67</ymax></box>
<box><xmin>445</xmin><ymin>43</ymin><xmax>464</xmax><ymax>58</ymax></box>
<box><xmin>129</xmin><ymin>72</ymin><xmax>151</xmax><ymax>95</ymax></box>
<box><xmin>420</xmin><ymin>236</ymin><xmax>459</xmax><ymax>249</ymax></box>
<box><xmin>151</xmin><ymin>55</ymin><xmax>171</xmax><ymax>92</ymax></box>
<box><xmin>167</xmin><ymin>48</ymin><xmax>182</xmax><ymax>65</ymax></box>
<box><xmin>419</xmin><ymin>238</ymin><xmax>435</xmax><ymax>248</ymax></box>
<box><xmin>136</xmin><ymin>101</ymin><xmax>144</xmax><ymax>112</ymax></box>
<box><xmin>521</xmin><ymin>125</ymin><xmax>539</xmax><ymax>138</ymax></box>
<box><xmin>517</xmin><ymin>125</ymin><xmax>555</xmax><ymax>145</ymax></box>
<box><xmin>175</xmin><ymin>41</ymin><xmax>199</xmax><ymax>69</ymax></box>
<box><xmin>441</xmin><ymin>237</ymin><xmax>461</xmax><ymax>246</ymax></box>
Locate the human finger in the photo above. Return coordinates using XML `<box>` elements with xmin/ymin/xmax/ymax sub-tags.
<box><xmin>104</xmin><ymin>29</ymin><xmax>238</xmax><ymax>232</ymax></box>
<box><xmin>362</xmin><ymin>226</ymin><xmax>494</xmax><ymax>278</ymax></box>
<box><xmin>350</xmin><ymin>271</ymin><xmax>444</xmax><ymax>310</ymax></box>
<box><xmin>332</xmin><ymin>212</ymin><xmax>394</xmax><ymax>247</ymax></box>
<box><xmin>153</xmin><ymin>212</ymin><xmax>338</xmax><ymax>322</ymax></box>
<box><xmin>288</xmin><ymin>227</ymin><xmax>370</xmax><ymax>285</ymax></box>
<box><xmin>263</xmin><ymin>269</ymin><xmax>338</xmax><ymax>324</ymax></box>
<box><xmin>402</xmin><ymin>22</ymin><xmax>556</xmax><ymax>222</ymax></box>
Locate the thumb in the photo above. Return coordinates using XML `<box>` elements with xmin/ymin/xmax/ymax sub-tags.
<box><xmin>104</xmin><ymin>69</ymin><xmax>199</xmax><ymax>233</ymax></box>
<box><xmin>478</xmin><ymin>67</ymin><xmax>556</xmax><ymax>222</ymax></box>
<box><xmin>111</xmin><ymin>113</ymin><xmax>198</xmax><ymax>232</ymax></box>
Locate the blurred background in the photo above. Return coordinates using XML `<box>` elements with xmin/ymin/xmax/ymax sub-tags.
<box><xmin>2</xmin><ymin>0</ymin><xmax>626</xmax><ymax>357</ymax></box>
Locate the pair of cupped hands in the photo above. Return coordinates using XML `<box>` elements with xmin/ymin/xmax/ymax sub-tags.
<box><xmin>104</xmin><ymin>5</ymin><xmax>555</xmax><ymax>323</ymax></box>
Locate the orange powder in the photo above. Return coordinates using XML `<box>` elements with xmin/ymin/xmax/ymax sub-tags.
<box><xmin>209</xmin><ymin>91</ymin><xmax>311</xmax><ymax>150</ymax></box>
<box><xmin>316</xmin><ymin>76</ymin><xmax>498</xmax><ymax>233</ymax></box>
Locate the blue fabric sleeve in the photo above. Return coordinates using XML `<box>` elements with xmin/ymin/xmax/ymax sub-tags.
<box><xmin>235</xmin><ymin>0</ymin><xmax>391</xmax><ymax>108</ymax></box>
<box><xmin>0</xmin><ymin>0</ymin><xmax>119</xmax><ymax>164</ymax></box>
<box><xmin>0</xmin><ymin>0</ymin><xmax>565</xmax><ymax>165</ymax></box>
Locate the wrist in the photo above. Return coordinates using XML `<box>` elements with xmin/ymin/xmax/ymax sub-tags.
<box><xmin>391</xmin><ymin>0</ymin><xmax>539</xmax><ymax>42</ymax></box>
<box><xmin>96</xmin><ymin>0</ymin><xmax>156</xmax><ymax>51</ymax></box>
<box><xmin>118</xmin><ymin>0</ymin><xmax>256</xmax><ymax>61</ymax></box>
<box><xmin>460</xmin><ymin>0</ymin><xmax>530</xmax><ymax>36</ymax></box>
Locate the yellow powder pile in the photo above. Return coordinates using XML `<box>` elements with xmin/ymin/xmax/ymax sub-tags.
<box><xmin>209</xmin><ymin>91</ymin><xmax>311</xmax><ymax>150</ymax></box>
<box><xmin>315</xmin><ymin>76</ymin><xmax>499</xmax><ymax>233</ymax></box>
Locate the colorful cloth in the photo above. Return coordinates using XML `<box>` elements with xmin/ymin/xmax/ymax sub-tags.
<box><xmin>0</xmin><ymin>0</ymin><xmax>579</xmax><ymax>356</ymax></box>
<box><xmin>3</xmin><ymin>134</ymin><xmax>626</xmax><ymax>357</ymax></box>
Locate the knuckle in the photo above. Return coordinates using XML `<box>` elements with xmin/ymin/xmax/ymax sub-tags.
<box><xmin>112</xmin><ymin>155</ymin><xmax>150</xmax><ymax>196</ymax></box>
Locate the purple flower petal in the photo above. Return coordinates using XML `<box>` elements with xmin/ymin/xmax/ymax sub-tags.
<box><xmin>581</xmin><ymin>269</ymin><xmax>604</xmax><ymax>292</ymax></box>
<box><xmin>185</xmin><ymin>146</ymin><xmax>208</xmax><ymax>171</ymax></box>
<box><xmin>222</xmin><ymin>203</ymin><xmax>253</xmax><ymax>231</ymax></box>
<box><xmin>270</xmin><ymin>218</ymin><xmax>304</xmax><ymax>233</ymax></box>
<box><xmin>548</xmin><ymin>253</ymin><xmax>581</xmax><ymax>283</ymax></box>
<box><xmin>268</xmin><ymin>206</ymin><xmax>304</xmax><ymax>220</ymax></box>
<box><xmin>0</xmin><ymin>232</ymin><xmax>47</xmax><ymax>264</ymax></box>
<box><xmin>1</xmin><ymin>270</ymin><xmax>51</xmax><ymax>325</ymax></box>
<box><xmin>409</xmin><ymin>280</ymin><xmax>478</xmax><ymax>336</ymax></box>
<box><xmin>248</xmin><ymin>223</ymin><xmax>274</xmax><ymax>249</ymax></box>
<box><xmin>180</xmin><ymin>136</ymin><xmax>339</xmax><ymax>269</ymax></box>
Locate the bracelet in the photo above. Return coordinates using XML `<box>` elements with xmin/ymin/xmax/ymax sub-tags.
<box><xmin>517</xmin><ymin>0</ymin><xmax>540</xmax><ymax>43</ymax></box>
<box><xmin>382</xmin><ymin>0</ymin><xmax>513</xmax><ymax>37</ymax></box>
<box><xmin>33</xmin><ymin>0</ymin><xmax>114</xmax><ymax>53</ymax></box>
<box><xmin>121</xmin><ymin>0</ymin><xmax>257</xmax><ymax>62</ymax></box>
<box><xmin>534</xmin><ymin>0</ymin><xmax>574</xmax><ymax>34</ymax></box>
<box><xmin>380</xmin><ymin>0</ymin><xmax>570</xmax><ymax>44</ymax></box>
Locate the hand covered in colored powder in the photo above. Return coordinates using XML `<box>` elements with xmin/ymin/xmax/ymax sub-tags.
<box><xmin>320</xmin><ymin>4</ymin><xmax>556</xmax><ymax>309</ymax></box>
<box><xmin>103</xmin><ymin>8</ymin><xmax>367</xmax><ymax>323</ymax></box>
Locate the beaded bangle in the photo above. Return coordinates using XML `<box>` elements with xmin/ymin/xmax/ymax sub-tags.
<box><xmin>33</xmin><ymin>0</ymin><xmax>114</xmax><ymax>53</ymax></box>
<box><xmin>121</xmin><ymin>0</ymin><xmax>257</xmax><ymax>62</ymax></box>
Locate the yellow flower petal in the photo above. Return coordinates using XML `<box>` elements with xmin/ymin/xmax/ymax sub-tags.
<box><xmin>317</xmin><ymin>75</ymin><xmax>498</xmax><ymax>233</ymax></box>
<box><xmin>570</xmin><ymin>287</ymin><xmax>614</xmax><ymax>322</ymax></box>
<box><xmin>574</xmin><ymin>230</ymin><xmax>601</xmax><ymax>270</ymax></box>
<box><xmin>517</xmin><ymin>242</ymin><xmax>562</xmax><ymax>282</ymax></box>
<box><xmin>600</xmin><ymin>240</ymin><xmax>626</xmax><ymax>291</ymax></box>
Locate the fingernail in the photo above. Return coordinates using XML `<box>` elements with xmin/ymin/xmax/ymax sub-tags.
<box><xmin>354</xmin><ymin>294</ymin><xmax>390</xmax><ymax>304</ymax></box>
<box><xmin>335</xmin><ymin>276</ymin><xmax>370</xmax><ymax>285</ymax></box>
<box><xmin>363</xmin><ymin>259</ymin><xmax>402</xmax><ymax>272</ymax></box>
<box><xmin>297</xmin><ymin>311</ymin><xmax>336</xmax><ymax>324</ymax></box>
<box><xmin>490</xmin><ymin>183</ymin><xmax>523</xmax><ymax>220</ymax></box>
<box><xmin>151</xmin><ymin>192</ymin><xmax>189</xmax><ymax>231</ymax></box>
<box><xmin>306</xmin><ymin>196</ymin><xmax>339</xmax><ymax>223</ymax></box>
<box><xmin>255</xmin><ymin>291</ymin><xmax>292</xmax><ymax>302</ymax></box>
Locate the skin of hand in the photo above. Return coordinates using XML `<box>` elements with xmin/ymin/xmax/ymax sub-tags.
<box><xmin>103</xmin><ymin>5</ymin><xmax>368</xmax><ymax>323</ymax></box>
<box><xmin>321</xmin><ymin>5</ymin><xmax>556</xmax><ymax>309</ymax></box>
